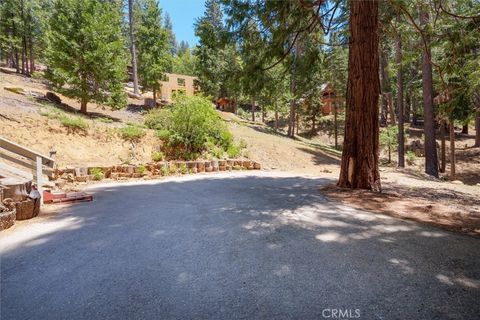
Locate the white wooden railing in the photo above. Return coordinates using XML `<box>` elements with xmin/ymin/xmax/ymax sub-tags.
<box><xmin>0</xmin><ymin>136</ymin><xmax>55</xmax><ymax>204</ymax></box>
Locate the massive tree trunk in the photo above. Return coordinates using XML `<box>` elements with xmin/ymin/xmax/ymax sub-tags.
<box><xmin>128</xmin><ymin>0</ymin><xmax>140</xmax><ymax>95</ymax></box>
<box><xmin>420</xmin><ymin>8</ymin><xmax>439</xmax><ymax>177</ymax></box>
<box><xmin>338</xmin><ymin>0</ymin><xmax>381</xmax><ymax>191</ymax></box>
<box><xmin>461</xmin><ymin>124</ymin><xmax>468</xmax><ymax>134</ymax></box>
<box><xmin>396</xmin><ymin>18</ymin><xmax>404</xmax><ymax>167</ymax></box>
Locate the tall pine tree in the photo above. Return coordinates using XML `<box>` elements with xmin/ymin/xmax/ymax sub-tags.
<box><xmin>45</xmin><ymin>0</ymin><xmax>127</xmax><ymax>113</ymax></box>
<box><xmin>136</xmin><ymin>0</ymin><xmax>171</xmax><ymax>101</ymax></box>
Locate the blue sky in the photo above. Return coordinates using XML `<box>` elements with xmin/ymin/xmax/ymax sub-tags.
<box><xmin>161</xmin><ymin>0</ymin><xmax>206</xmax><ymax>46</ymax></box>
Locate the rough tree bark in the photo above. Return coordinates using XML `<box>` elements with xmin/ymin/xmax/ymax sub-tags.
<box><xmin>475</xmin><ymin>111</ymin><xmax>480</xmax><ymax>147</ymax></box>
<box><xmin>274</xmin><ymin>107</ymin><xmax>279</xmax><ymax>130</ymax></box>
<box><xmin>439</xmin><ymin>120</ymin><xmax>446</xmax><ymax>173</ymax></box>
<box><xmin>338</xmin><ymin>0</ymin><xmax>381</xmax><ymax>191</ymax></box>
<box><xmin>405</xmin><ymin>90</ymin><xmax>411</xmax><ymax>123</ymax></box>
<box><xmin>80</xmin><ymin>98</ymin><xmax>88</xmax><ymax>114</ymax></box>
<box><xmin>379</xmin><ymin>44</ymin><xmax>389</xmax><ymax>127</ymax></box>
<box><xmin>334</xmin><ymin>100</ymin><xmax>338</xmax><ymax>149</ymax></box>
<box><xmin>128</xmin><ymin>0</ymin><xmax>140</xmax><ymax>95</ymax></box>
<box><xmin>449</xmin><ymin>120</ymin><xmax>455</xmax><ymax>180</ymax></box>
<box><xmin>251</xmin><ymin>98</ymin><xmax>255</xmax><ymax>122</ymax></box>
<box><xmin>396</xmin><ymin>16</ymin><xmax>405</xmax><ymax>167</ymax></box>
<box><xmin>420</xmin><ymin>7</ymin><xmax>439</xmax><ymax>177</ymax></box>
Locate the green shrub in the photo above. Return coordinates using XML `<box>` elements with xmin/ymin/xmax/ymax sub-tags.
<box><xmin>380</xmin><ymin>126</ymin><xmax>398</xmax><ymax>163</ymax></box>
<box><xmin>406</xmin><ymin>151</ymin><xmax>416</xmax><ymax>165</ymax></box>
<box><xmin>120</xmin><ymin>125</ymin><xmax>145</xmax><ymax>141</ymax></box>
<box><xmin>226</xmin><ymin>144</ymin><xmax>241</xmax><ymax>158</ymax></box>
<box><xmin>156</xmin><ymin>129</ymin><xmax>172</xmax><ymax>141</ymax></box>
<box><xmin>238</xmin><ymin>138</ymin><xmax>248</xmax><ymax>149</ymax></box>
<box><xmin>179</xmin><ymin>163</ymin><xmax>188</xmax><ymax>174</ymax></box>
<box><xmin>90</xmin><ymin>167</ymin><xmax>104</xmax><ymax>180</ymax></box>
<box><xmin>137</xmin><ymin>164</ymin><xmax>146</xmax><ymax>175</ymax></box>
<box><xmin>144</xmin><ymin>108</ymin><xmax>172</xmax><ymax>130</ymax></box>
<box><xmin>152</xmin><ymin>151</ymin><xmax>164</xmax><ymax>162</ymax></box>
<box><xmin>169</xmin><ymin>163</ymin><xmax>177</xmax><ymax>174</ymax></box>
<box><xmin>160</xmin><ymin>165</ymin><xmax>169</xmax><ymax>176</ymax></box>
<box><xmin>147</xmin><ymin>95</ymin><xmax>235</xmax><ymax>160</ymax></box>
<box><xmin>59</xmin><ymin>115</ymin><xmax>89</xmax><ymax>132</ymax></box>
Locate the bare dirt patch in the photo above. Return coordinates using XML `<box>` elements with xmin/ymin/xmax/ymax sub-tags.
<box><xmin>321</xmin><ymin>183</ymin><xmax>480</xmax><ymax>237</ymax></box>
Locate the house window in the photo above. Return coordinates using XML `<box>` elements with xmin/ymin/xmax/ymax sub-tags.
<box><xmin>161</xmin><ymin>74</ymin><xmax>168</xmax><ymax>82</ymax></box>
<box><xmin>177</xmin><ymin>78</ymin><xmax>185</xmax><ymax>87</ymax></box>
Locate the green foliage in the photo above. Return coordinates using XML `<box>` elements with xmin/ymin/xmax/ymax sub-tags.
<box><xmin>406</xmin><ymin>151</ymin><xmax>416</xmax><ymax>166</ymax></box>
<box><xmin>172</xmin><ymin>45</ymin><xmax>197</xmax><ymax>76</ymax></box>
<box><xmin>169</xmin><ymin>163</ymin><xmax>177</xmax><ymax>174</ymax></box>
<box><xmin>90</xmin><ymin>167</ymin><xmax>104</xmax><ymax>181</ymax></box>
<box><xmin>137</xmin><ymin>164</ymin><xmax>146</xmax><ymax>175</ymax></box>
<box><xmin>59</xmin><ymin>115</ymin><xmax>89</xmax><ymax>132</ymax></box>
<box><xmin>194</xmin><ymin>0</ymin><xmax>228</xmax><ymax>97</ymax></box>
<box><xmin>44</xmin><ymin>0</ymin><xmax>127</xmax><ymax>113</ymax></box>
<box><xmin>147</xmin><ymin>95</ymin><xmax>234</xmax><ymax>160</ymax></box>
<box><xmin>144</xmin><ymin>109</ymin><xmax>172</xmax><ymax>130</ymax></box>
<box><xmin>135</xmin><ymin>0</ymin><xmax>171</xmax><ymax>98</ymax></box>
<box><xmin>226</xmin><ymin>144</ymin><xmax>241</xmax><ymax>158</ymax></box>
<box><xmin>120</xmin><ymin>125</ymin><xmax>146</xmax><ymax>141</ymax></box>
<box><xmin>380</xmin><ymin>126</ymin><xmax>399</xmax><ymax>162</ymax></box>
<box><xmin>179</xmin><ymin>163</ymin><xmax>188</xmax><ymax>174</ymax></box>
<box><xmin>151</xmin><ymin>150</ymin><xmax>164</xmax><ymax>162</ymax></box>
<box><xmin>156</xmin><ymin>129</ymin><xmax>172</xmax><ymax>141</ymax></box>
<box><xmin>160</xmin><ymin>164</ymin><xmax>169</xmax><ymax>176</ymax></box>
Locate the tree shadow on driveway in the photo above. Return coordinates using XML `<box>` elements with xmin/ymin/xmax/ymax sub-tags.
<box><xmin>1</xmin><ymin>173</ymin><xmax>479</xmax><ymax>320</ymax></box>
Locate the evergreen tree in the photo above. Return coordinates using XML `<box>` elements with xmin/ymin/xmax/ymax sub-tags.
<box><xmin>194</xmin><ymin>0</ymin><xmax>226</xmax><ymax>98</ymax></box>
<box><xmin>45</xmin><ymin>0</ymin><xmax>127</xmax><ymax>113</ymax></box>
<box><xmin>136</xmin><ymin>0</ymin><xmax>171</xmax><ymax>101</ymax></box>
<box><xmin>172</xmin><ymin>45</ymin><xmax>196</xmax><ymax>76</ymax></box>
<box><xmin>164</xmin><ymin>12</ymin><xmax>177</xmax><ymax>56</ymax></box>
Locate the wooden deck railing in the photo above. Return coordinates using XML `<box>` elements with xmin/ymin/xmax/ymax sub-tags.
<box><xmin>0</xmin><ymin>136</ymin><xmax>55</xmax><ymax>204</ymax></box>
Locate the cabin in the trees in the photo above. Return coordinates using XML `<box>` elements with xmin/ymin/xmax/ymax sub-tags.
<box><xmin>159</xmin><ymin>73</ymin><xmax>199</xmax><ymax>103</ymax></box>
<box><xmin>320</xmin><ymin>83</ymin><xmax>341</xmax><ymax>115</ymax></box>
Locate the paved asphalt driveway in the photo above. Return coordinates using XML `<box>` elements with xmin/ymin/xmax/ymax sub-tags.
<box><xmin>1</xmin><ymin>172</ymin><xmax>479</xmax><ymax>320</ymax></box>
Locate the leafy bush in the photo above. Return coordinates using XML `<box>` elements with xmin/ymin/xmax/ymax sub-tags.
<box><xmin>156</xmin><ymin>129</ymin><xmax>172</xmax><ymax>141</ymax></box>
<box><xmin>90</xmin><ymin>167</ymin><xmax>104</xmax><ymax>180</ymax></box>
<box><xmin>144</xmin><ymin>108</ymin><xmax>172</xmax><ymax>130</ymax></box>
<box><xmin>59</xmin><ymin>115</ymin><xmax>89</xmax><ymax>132</ymax></box>
<box><xmin>179</xmin><ymin>163</ymin><xmax>188</xmax><ymax>174</ymax></box>
<box><xmin>120</xmin><ymin>125</ymin><xmax>146</xmax><ymax>141</ymax></box>
<box><xmin>380</xmin><ymin>126</ymin><xmax>398</xmax><ymax>162</ymax></box>
<box><xmin>160</xmin><ymin>164</ymin><xmax>169</xmax><ymax>176</ymax></box>
<box><xmin>226</xmin><ymin>144</ymin><xmax>241</xmax><ymax>158</ymax></box>
<box><xmin>151</xmin><ymin>151</ymin><xmax>164</xmax><ymax>162</ymax></box>
<box><xmin>146</xmin><ymin>95</ymin><xmax>235</xmax><ymax>160</ymax></box>
<box><xmin>137</xmin><ymin>164</ymin><xmax>146</xmax><ymax>175</ymax></box>
<box><xmin>406</xmin><ymin>151</ymin><xmax>416</xmax><ymax>165</ymax></box>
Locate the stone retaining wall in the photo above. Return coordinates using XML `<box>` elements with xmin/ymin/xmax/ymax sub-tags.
<box><xmin>53</xmin><ymin>159</ymin><xmax>261</xmax><ymax>185</ymax></box>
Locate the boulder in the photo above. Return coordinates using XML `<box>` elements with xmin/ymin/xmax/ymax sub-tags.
<box><xmin>46</xmin><ymin>91</ymin><xmax>62</xmax><ymax>104</ymax></box>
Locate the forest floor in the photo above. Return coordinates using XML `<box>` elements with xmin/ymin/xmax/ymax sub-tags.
<box><xmin>1</xmin><ymin>68</ymin><xmax>479</xmax><ymax>236</ymax></box>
